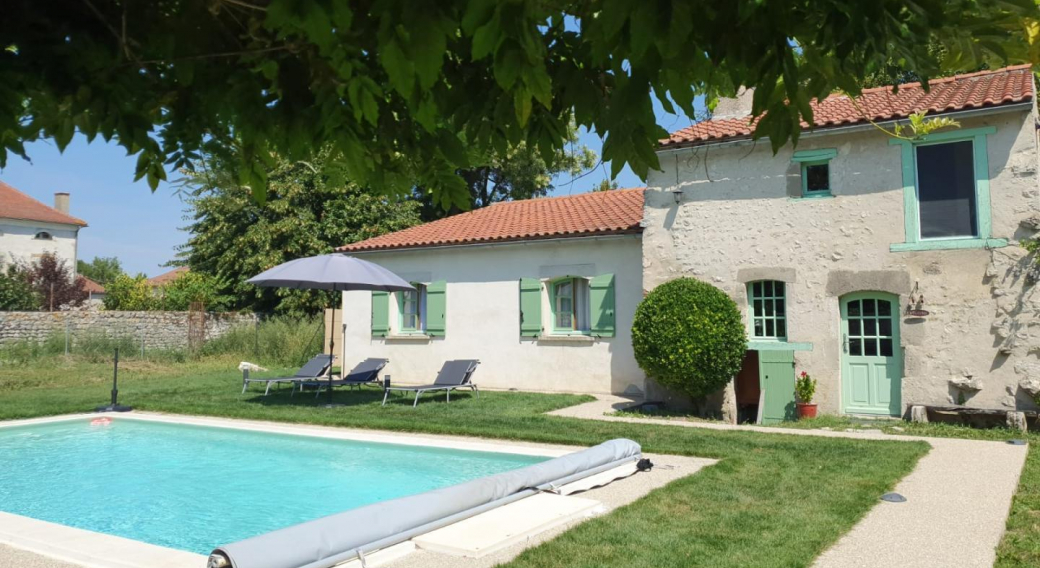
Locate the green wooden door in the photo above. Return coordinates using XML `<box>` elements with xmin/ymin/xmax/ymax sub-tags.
<box><xmin>841</xmin><ymin>293</ymin><xmax>902</xmax><ymax>416</ymax></box>
<box><xmin>758</xmin><ymin>350</ymin><xmax>796</xmax><ymax>425</ymax></box>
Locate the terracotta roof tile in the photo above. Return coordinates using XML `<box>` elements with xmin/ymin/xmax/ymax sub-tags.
<box><xmin>0</xmin><ymin>181</ymin><xmax>88</xmax><ymax>226</ymax></box>
<box><xmin>662</xmin><ymin>65</ymin><xmax>1035</xmax><ymax>148</ymax></box>
<box><xmin>80</xmin><ymin>276</ymin><xmax>105</xmax><ymax>294</ymax></box>
<box><xmin>147</xmin><ymin>266</ymin><xmax>189</xmax><ymax>286</ymax></box>
<box><xmin>339</xmin><ymin>188</ymin><xmax>645</xmax><ymax>252</ymax></box>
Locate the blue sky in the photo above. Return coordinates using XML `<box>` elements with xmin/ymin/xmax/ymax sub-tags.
<box><xmin>0</xmin><ymin>97</ymin><xmax>699</xmax><ymax>277</ymax></box>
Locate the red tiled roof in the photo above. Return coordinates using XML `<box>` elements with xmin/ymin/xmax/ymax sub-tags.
<box><xmin>0</xmin><ymin>181</ymin><xmax>87</xmax><ymax>226</ymax></box>
<box><xmin>80</xmin><ymin>276</ymin><xmax>105</xmax><ymax>294</ymax></box>
<box><xmin>147</xmin><ymin>266</ymin><xmax>189</xmax><ymax>286</ymax></box>
<box><xmin>661</xmin><ymin>65</ymin><xmax>1035</xmax><ymax>148</ymax></box>
<box><xmin>339</xmin><ymin>189</ymin><xmax>645</xmax><ymax>252</ymax></box>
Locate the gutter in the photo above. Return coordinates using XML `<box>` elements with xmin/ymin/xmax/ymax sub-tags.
<box><xmin>655</xmin><ymin>102</ymin><xmax>1036</xmax><ymax>155</ymax></box>
<box><xmin>340</xmin><ymin>232</ymin><xmax>642</xmax><ymax>256</ymax></box>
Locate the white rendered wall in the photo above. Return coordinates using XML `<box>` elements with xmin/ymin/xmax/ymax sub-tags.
<box><xmin>0</xmin><ymin>219</ymin><xmax>79</xmax><ymax>272</ymax></box>
<box><xmin>341</xmin><ymin>236</ymin><xmax>645</xmax><ymax>395</ymax></box>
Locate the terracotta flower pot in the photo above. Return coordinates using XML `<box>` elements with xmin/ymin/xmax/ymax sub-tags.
<box><xmin>796</xmin><ymin>403</ymin><xmax>818</xmax><ymax>419</ymax></box>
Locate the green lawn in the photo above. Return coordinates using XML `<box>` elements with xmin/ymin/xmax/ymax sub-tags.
<box><xmin>0</xmin><ymin>356</ymin><xmax>929</xmax><ymax>568</ymax></box>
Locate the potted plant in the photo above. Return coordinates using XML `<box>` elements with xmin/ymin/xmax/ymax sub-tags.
<box><xmin>795</xmin><ymin>371</ymin><xmax>818</xmax><ymax>419</ymax></box>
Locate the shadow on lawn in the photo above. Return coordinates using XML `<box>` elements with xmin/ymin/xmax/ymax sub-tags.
<box><xmin>242</xmin><ymin>386</ymin><xmax>477</xmax><ymax>408</ymax></box>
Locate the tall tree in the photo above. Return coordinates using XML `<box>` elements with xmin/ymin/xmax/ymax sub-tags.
<box><xmin>3</xmin><ymin>2</ymin><xmax>1036</xmax><ymax>207</ymax></box>
<box><xmin>415</xmin><ymin>125</ymin><xmax>597</xmax><ymax>220</ymax></box>
<box><xmin>181</xmin><ymin>150</ymin><xmax>422</xmax><ymax>314</ymax></box>
<box><xmin>77</xmin><ymin>256</ymin><xmax>124</xmax><ymax>286</ymax></box>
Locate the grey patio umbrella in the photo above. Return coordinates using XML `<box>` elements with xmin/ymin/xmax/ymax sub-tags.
<box><xmin>247</xmin><ymin>254</ymin><xmax>414</xmax><ymax>406</ymax></box>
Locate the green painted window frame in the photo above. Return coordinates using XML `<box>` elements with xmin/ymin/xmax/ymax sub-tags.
<box><xmin>747</xmin><ymin>280</ymin><xmax>787</xmax><ymax>340</ymax></box>
<box><xmin>889</xmin><ymin>127</ymin><xmax>1008</xmax><ymax>252</ymax></box>
<box><xmin>396</xmin><ymin>282</ymin><xmax>426</xmax><ymax>334</ymax></box>
<box><xmin>792</xmin><ymin>149</ymin><xmax>837</xmax><ymax>198</ymax></box>
<box><xmin>548</xmin><ymin>276</ymin><xmax>591</xmax><ymax>336</ymax></box>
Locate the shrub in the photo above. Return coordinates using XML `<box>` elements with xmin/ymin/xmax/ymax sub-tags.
<box><xmin>103</xmin><ymin>274</ymin><xmax>157</xmax><ymax>311</ymax></box>
<box><xmin>631</xmin><ymin>277</ymin><xmax>747</xmax><ymax>399</ymax></box>
<box><xmin>24</xmin><ymin>253</ymin><xmax>88</xmax><ymax>310</ymax></box>
<box><xmin>202</xmin><ymin>315</ymin><xmax>324</xmax><ymax>366</ymax></box>
<box><xmin>0</xmin><ymin>265</ymin><xmax>39</xmax><ymax>310</ymax></box>
<box><xmin>159</xmin><ymin>271</ymin><xmax>231</xmax><ymax>311</ymax></box>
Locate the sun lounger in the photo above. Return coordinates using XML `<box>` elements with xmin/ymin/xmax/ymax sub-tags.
<box><xmin>296</xmin><ymin>358</ymin><xmax>389</xmax><ymax>397</ymax></box>
<box><xmin>241</xmin><ymin>354</ymin><xmax>334</xmax><ymax>396</ymax></box>
<box><xmin>382</xmin><ymin>360</ymin><xmax>480</xmax><ymax>407</ymax></box>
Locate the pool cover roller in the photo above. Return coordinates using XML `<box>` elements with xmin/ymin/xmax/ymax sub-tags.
<box><xmin>210</xmin><ymin>438</ymin><xmax>642</xmax><ymax>568</ymax></box>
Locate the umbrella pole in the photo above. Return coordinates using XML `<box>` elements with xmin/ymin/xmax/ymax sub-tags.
<box><xmin>327</xmin><ymin>301</ymin><xmax>335</xmax><ymax>407</ymax></box>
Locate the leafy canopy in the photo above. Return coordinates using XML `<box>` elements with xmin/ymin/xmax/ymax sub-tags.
<box><xmin>77</xmin><ymin>256</ymin><xmax>124</xmax><ymax>287</ymax></box>
<box><xmin>632</xmin><ymin>278</ymin><xmax>747</xmax><ymax>399</ymax></box>
<box><xmin>180</xmin><ymin>149</ymin><xmax>422</xmax><ymax>314</ymax></box>
<box><xmin>0</xmin><ymin>265</ymin><xmax>39</xmax><ymax>311</ymax></box>
<box><xmin>4</xmin><ymin>1</ymin><xmax>1037</xmax><ymax>207</ymax></box>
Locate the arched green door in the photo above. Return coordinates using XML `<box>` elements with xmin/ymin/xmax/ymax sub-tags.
<box><xmin>840</xmin><ymin>292</ymin><xmax>902</xmax><ymax>416</ymax></box>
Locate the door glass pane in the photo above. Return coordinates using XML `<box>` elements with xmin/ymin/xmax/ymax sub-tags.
<box><xmin>849</xmin><ymin>319</ymin><xmax>861</xmax><ymax>336</ymax></box>
<box><xmin>864</xmin><ymin>319</ymin><xmax>877</xmax><ymax>336</ymax></box>
<box><xmin>880</xmin><ymin>338</ymin><xmax>893</xmax><ymax>357</ymax></box>
<box><xmin>879</xmin><ymin>318</ymin><xmax>892</xmax><ymax>337</ymax></box>
<box><xmin>848</xmin><ymin>300</ymin><xmax>860</xmax><ymax>317</ymax></box>
<box><xmin>849</xmin><ymin>338</ymin><xmax>862</xmax><ymax>356</ymax></box>
<box><xmin>916</xmin><ymin>141</ymin><xmax>977</xmax><ymax>239</ymax></box>
<box><xmin>878</xmin><ymin>300</ymin><xmax>892</xmax><ymax>316</ymax></box>
<box><xmin>863</xmin><ymin>299</ymin><xmax>876</xmax><ymax>316</ymax></box>
<box><xmin>865</xmin><ymin>338</ymin><xmax>878</xmax><ymax>356</ymax></box>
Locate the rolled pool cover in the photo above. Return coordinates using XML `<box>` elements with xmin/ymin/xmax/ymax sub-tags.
<box><xmin>211</xmin><ymin>438</ymin><xmax>641</xmax><ymax>568</ymax></box>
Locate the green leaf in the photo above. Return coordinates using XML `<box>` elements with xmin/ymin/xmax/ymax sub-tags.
<box><xmin>472</xmin><ymin>17</ymin><xmax>502</xmax><ymax>60</ymax></box>
<box><xmin>54</xmin><ymin>117</ymin><xmax>74</xmax><ymax>152</ymax></box>
<box><xmin>379</xmin><ymin>39</ymin><xmax>414</xmax><ymax>96</ymax></box>
<box><xmin>514</xmin><ymin>91</ymin><xmax>532</xmax><ymax>126</ymax></box>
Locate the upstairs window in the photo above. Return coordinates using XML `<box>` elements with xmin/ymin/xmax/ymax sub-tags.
<box><xmin>916</xmin><ymin>140</ymin><xmax>978</xmax><ymax>239</ymax></box>
<box><xmin>748</xmin><ymin>281</ymin><xmax>787</xmax><ymax>340</ymax></box>
<box><xmin>551</xmin><ymin>277</ymin><xmax>591</xmax><ymax>333</ymax></box>
<box><xmin>34</xmin><ymin>231</ymin><xmax>52</xmax><ymax>240</ymax></box>
<box><xmin>792</xmin><ymin>148</ymin><xmax>837</xmax><ymax>198</ymax></box>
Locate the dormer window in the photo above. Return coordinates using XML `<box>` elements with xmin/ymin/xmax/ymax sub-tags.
<box><xmin>34</xmin><ymin>231</ymin><xmax>53</xmax><ymax>240</ymax></box>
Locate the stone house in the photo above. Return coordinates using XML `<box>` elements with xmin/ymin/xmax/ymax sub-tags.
<box><xmin>0</xmin><ymin>181</ymin><xmax>86</xmax><ymax>272</ymax></box>
<box><xmin>644</xmin><ymin>65</ymin><xmax>1040</xmax><ymax>422</ymax></box>
<box><xmin>337</xmin><ymin>189</ymin><xmax>646</xmax><ymax>395</ymax></box>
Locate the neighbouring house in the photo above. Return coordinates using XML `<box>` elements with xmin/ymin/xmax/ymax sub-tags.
<box><xmin>147</xmin><ymin>266</ymin><xmax>189</xmax><ymax>293</ymax></box>
<box><xmin>337</xmin><ymin>189</ymin><xmax>646</xmax><ymax>395</ymax></box>
<box><xmin>0</xmin><ymin>181</ymin><xmax>87</xmax><ymax>272</ymax></box>
<box><xmin>81</xmin><ymin>276</ymin><xmax>106</xmax><ymax>302</ymax></box>
<box><xmin>644</xmin><ymin>65</ymin><xmax>1040</xmax><ymax>423</ymax></box>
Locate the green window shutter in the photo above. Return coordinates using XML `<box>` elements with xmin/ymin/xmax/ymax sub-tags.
<box><xmin>589</xmin><ymin>273</ymin><xmax>616</xmax><ymax>337</ymax></box>
<box><xmin>426</xmin><ymin>280</ymin><xmax>447</xmax><ymax>337</ymax></box>
<box><xmin>371</xmin><ymin>291</ymin><xmax>390</xmax><ymax>336</ymax></box>
<box><xmin>519</xmin><ymin>278</ymin><xmax>542</xmax><ymax>337</ymax></box>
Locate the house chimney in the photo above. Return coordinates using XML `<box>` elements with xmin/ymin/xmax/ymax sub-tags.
<box><xmin>712</xmin><ymin>87</ymin><xmax>755</xmax><ymax>120</ymax></box>
<box><xmin>54</xmin><ymin>192</ymin><xmax>70</xmax><ymax>214</ymax></box>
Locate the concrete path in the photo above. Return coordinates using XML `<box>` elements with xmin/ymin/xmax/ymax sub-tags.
<box><xmin>551</xmin><ymin>396</ymin><xmax>1030</xmax><ymax>568</ymax></box>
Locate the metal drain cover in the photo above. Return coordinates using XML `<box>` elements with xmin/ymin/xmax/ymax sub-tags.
<box><xmin>1007</xmin><ymin>439</ymin><xmax>1027</xmax><ymax>446</ymax></box>
<box><xmin>880</xmin><ymin>492</ymin><xmax>907</xmax><ymax>503</ymax></box>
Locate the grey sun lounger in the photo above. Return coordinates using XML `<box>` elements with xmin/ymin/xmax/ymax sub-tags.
<box><xmin>382</xmin><ymin>359</ymin><xmax>480</xmax><ymax>407</ymax></box>
<box><xmin>241</xmin><ymin>354</ymin><xmax>334</xmax><ymax>396</ymax></box>
<box><xmin>295</xmin><ymin>358</ymin><xmax>390</xmax><ymax>398</ymax></box>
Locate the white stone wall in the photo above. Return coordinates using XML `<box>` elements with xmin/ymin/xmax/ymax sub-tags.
<box><xmin>0</xmin><ymin>311</ymin><xmax>258</xmax><ymax>350</ymax></box>
<box><xmin>0</xmin><ymin>219</ymin><xmax>80</xmax><ymax>272</ymax></box>
<box><xmin>340</xmin><ymin>236</ymin><xmax>645</xmax><ymax>395</ymax></box>
<box><xmin>643</xmin><ymin>110</ymin><xmax>1040</xmax><ymax>415</ymax></box>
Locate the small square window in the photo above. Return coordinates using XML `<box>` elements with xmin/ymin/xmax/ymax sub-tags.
<box><xmin>805</xmin><ymin>163</ymin><xmax>829</xmax><ymax>193</ymax></box>
<box><xmin>792</xmin><ymin>148</ymin><xmax>837</xmax><ymax>198</ymax></box>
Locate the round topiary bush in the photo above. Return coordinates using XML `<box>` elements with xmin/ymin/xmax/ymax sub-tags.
<box><xmin>632</xmin><ymin>277</ymin><xmax>747</xmax><ymax>399</ymax></box>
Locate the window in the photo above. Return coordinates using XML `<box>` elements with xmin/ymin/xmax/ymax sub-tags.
<box><xmin>915</xmin><ymin>140</ymin><xmax>977</xmax><ymax>239</ymax></box>
<box><xmin>748</xmin><ymin>281</ymin><xmax>787</xmax><ymax>340</ymax></box>
<box><xmin>398</xmin><ymin>283</ymin><xmax>426</xmax><ymax>333</ymax></box>
<box><xmin>551</xmin><ymin>277</ymin><xmax>591</xmax><ymax>333</ymax></box>
<box><xmin>792</xmin><ymin>148</ymin><xmax>837</xmax><ymax>198</ymax></box>
<box><xmin>889</xmin><ymin>127</ymin><xmax>1005</xmax><ymax>252</ymax></box>
<box><xmin>34</xmin><ymin>231</ymin><xmax>52</xmax><ymax>240</ymax></box>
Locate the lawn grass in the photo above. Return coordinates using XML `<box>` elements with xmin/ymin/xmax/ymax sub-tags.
<box><xmin>0</xmin><ymin>356</ymin><xmax>929</xmax><ymax>568</ymax></box>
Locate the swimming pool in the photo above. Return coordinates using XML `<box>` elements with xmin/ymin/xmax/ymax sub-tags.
<box><xmin>0</xmin><ymin>416</ymin><xmax>548</xmax><ymax>554</ymax></box>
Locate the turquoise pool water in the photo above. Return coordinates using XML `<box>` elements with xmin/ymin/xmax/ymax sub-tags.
<box><xmin>0</xmin><ymin>418</ymin><xmax>546</xmax><ymax>554</ymax></box>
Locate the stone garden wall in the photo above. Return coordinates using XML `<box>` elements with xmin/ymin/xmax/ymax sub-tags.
<box><xmin>0</xmin><ymin>311</ymin><xmax>258</xmax><ymax>350</ymax></box>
